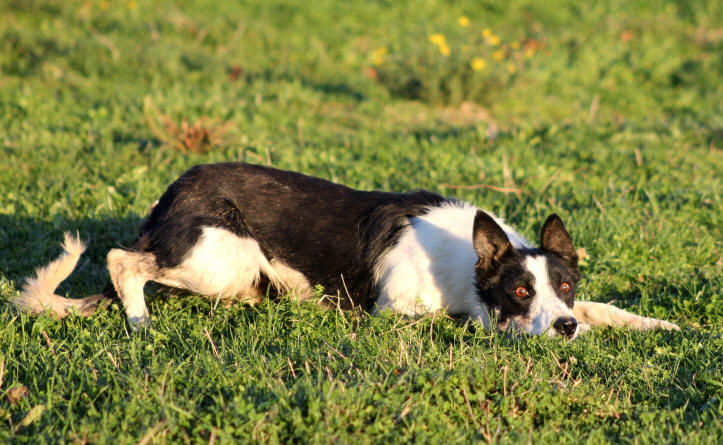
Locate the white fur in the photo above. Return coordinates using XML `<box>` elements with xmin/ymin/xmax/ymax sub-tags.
<box><xmin>107</xmin><ymin>248</ymin><xmax>156</xmax><ymax>324</ymax></box>
<box><xmin>373</xmin><ymin>203</ymin><xmax>529</xmax><ymax>328</ymax></box>
<box><xmin>107</xmin><ymin>227</ymin><xmax>314</xmax><ymax>327</ymax></box>
<box><xmin>268</xmin><ymin>258</ymin><xmax>314</xmax><ymax>299</ymax></box>
<box><xmin>156</xmin><ymin>227</ymin><xmax>268</xmax><ymax>297</ymax></box>
<box><xmin>156</xmin><ymin>227</ymin><xmax>312</xmax><ymax>301</ymax></box>
<box><xmin>15</xmin><ymin>233</ymin><xmax>104</xmax><ymax>317</ymax></box>
<box><xmin>573</xmin><ymin>301</ymin><xmax>679</xmax><ymax>331</ymax></box>
<box><xmin>513</xmin><ymin>256</ymin><xmax>576</xmax><ymax>337</ymax></box>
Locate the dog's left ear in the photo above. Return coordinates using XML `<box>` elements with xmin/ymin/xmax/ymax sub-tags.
<box><xmin>541</xmin><ymin>214</ymin><xmax>577</xmax><ymax>264</ymax></box>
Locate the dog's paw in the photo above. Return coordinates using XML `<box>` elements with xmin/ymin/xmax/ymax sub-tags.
<box><xmin>575</xmin><ymin>322</ymin><xmax>592</xmax><ymax>336</ymax></box>
<box><xmin>129</xmin><ymin>315</ymin><xmax>152</xmax><ymax>332</ymax></box>
<box><xmin>632</xmin><ymin>316</ymin><xmax>680</xmax><ymax>332</ymax></box>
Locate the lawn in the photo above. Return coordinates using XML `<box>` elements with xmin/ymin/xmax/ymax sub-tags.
<box><xmin>0</xmin><ymin>0</ymin><xmax>721</xmax><ymax>443</ymax></box>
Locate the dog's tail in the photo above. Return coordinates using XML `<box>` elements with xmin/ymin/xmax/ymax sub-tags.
<box><xmin>13</xmin><ymin>233</ymin><xmax>109</xmax><ymax>318</ymax></box>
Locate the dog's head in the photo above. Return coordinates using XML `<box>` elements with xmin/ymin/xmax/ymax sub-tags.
<box><xmin>473</xmin><ymin>212</ymin><xmax>581</xmax><ymax>339</ymax></box>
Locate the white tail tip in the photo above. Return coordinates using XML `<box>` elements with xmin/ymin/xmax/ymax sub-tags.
<box><xmin>14</xmin><ymin>232</ymin><xmax>88</xmax><ymax>317</ymax></box>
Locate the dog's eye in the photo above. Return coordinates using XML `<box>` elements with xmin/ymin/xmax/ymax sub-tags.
<box><xmin>560</xmin><ymin>282</ymin><xmax>571</xmax><ymax>293</ymax></box>
<box><xmin>514</xmin><ymin>287</ymin><xmax>529</xmax><ymax>298</ymax></box>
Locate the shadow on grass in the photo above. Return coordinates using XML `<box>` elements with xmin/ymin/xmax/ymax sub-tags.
<box><xmin>238</xmin><ymin>68</ymin><xmax>367</xmax><ymax>101</ymax></box>
<box><xmin>0</xmin><ymin>213</ymin><xmax>144</xmax><ymax>293</ymax></box>
<box><xmin>579</xmin><ymin>273</ymin><xmax>720</xmax><ymax>413</ymax></box>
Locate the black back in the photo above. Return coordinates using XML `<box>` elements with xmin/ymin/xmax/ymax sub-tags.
<box><xmin>132</xmin><ymin>163</ymin><xmax>448</xmax><ymax>309</ymax></box>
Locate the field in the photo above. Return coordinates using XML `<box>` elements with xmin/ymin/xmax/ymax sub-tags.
<box><xmin>0</xmin><ymin>0</ymin><xmax>721</xmax><ymax>443</ymax></box>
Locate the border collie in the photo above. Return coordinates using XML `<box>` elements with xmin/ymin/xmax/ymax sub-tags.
<box><xmin>15</xmin><ymin>163</ymin><xmax>679</xmax><ymax>338</ymax></box>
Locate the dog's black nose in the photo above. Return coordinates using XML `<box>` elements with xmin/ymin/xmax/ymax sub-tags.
<box><xmin>553</xmin><ymin>317</ymin><xmax>578</xmax><ymax>338</ymax></box>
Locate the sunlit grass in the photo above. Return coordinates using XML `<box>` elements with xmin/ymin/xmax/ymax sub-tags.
<box><xmin>0</xmin><ymin>0</ymin><xmax>721</xmax><ymax>443</ymax></box>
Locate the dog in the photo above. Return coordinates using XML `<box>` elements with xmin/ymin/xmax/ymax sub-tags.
<box><xmin>14</xmin><ymin>163</ymin><xmax>679</xmax><ymax>338</ymax></box>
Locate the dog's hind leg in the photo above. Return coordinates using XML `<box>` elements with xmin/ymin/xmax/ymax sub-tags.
<box><xmin>107</xmin><ymin>248</ymin><xmax>158</xmax><ymax>329</ymax></box>
<box><xmin>573</xmin><ymin>301</ymin><xmax>679</xmax><ymax>332</ymax></box>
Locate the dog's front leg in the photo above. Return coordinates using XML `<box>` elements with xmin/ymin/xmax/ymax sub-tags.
<box><xmin>466</xmin><ymin>304</ymin><xmax>494</xmax><ymax>330</ymax></box>
<box><xmin>573</xmin><ymin>301</ymin><xmax>679</xmax><ymax>332</ymax></box>
<box><xmin>107</xmin><ymin>248</ymin><xmax>156</xmax><ymax>330</ymax></box>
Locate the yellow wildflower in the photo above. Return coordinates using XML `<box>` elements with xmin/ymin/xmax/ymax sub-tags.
<box><xmin>482</xmin><ymin>28</ymin><xmax>492</xmax><ymax>38</ymax></box>
<box><xmin>458</xmin><ymin>16</ymin><xmax>470</xmax><ymax>27</ymax></box>
<box><xmin>127</xmin><ymin>0</ymin><xmax>137</xmax><ymax>10</ymax></box>
<box><xmin>486</xmin><ymin>35</ymin><xmax>500</xmax><ymax>46</ymax></box>
<box><xmin>428</xmin><ymin>33</ymin><xmax>447</xmax><ymax>46</ymax></box>
<box><xmin>429</xmin><ymin>34</ymin><xmax>450</xmax><ymax>56</ymax></box>
<box><xmin>471</xmin><ymin>57</ymin><xmax>486</xmax><ymax>71</ymax></box>
<box><xmin>438</xmin><ymin>43</ymin><xmax>451</xmax><ymax>56</ymax></box>
<box><xmin>507</xmin><ymin>62</ymin><xmax>517</xmax><ymax>74</ymax></box>
<box><xmin>510</xmin><ymin>41</ymin><xmax>520</xmax><ymax>49</ymax></box>
<box><xmin>524</xmin><ymin>47</ymin><xmax>535</xmax><ymax>59</ymax></box>
<box><xmin>492</xmin><ymin>50</ymin><xmax>505</xmax><ymax>61</ymax></box>
<box><xmin>371</xmin><ymin>47</ymin><xmax>388</xmax><ymax>65</ymax></box>
<box><xmin>100</xmin><ymin>0</ymin><xmax>109</xmax><ymax>9</ymax></box>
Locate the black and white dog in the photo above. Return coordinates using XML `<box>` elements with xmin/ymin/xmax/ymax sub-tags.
<box><xmin>16</xmin><ymin>163</ymin><xmax>678</xmax><ymax>338</ymax></box>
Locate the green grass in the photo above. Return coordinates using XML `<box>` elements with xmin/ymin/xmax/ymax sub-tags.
<box><xmin>0</xmin><ymin>0</ymin><xmax>721</xmax><ymax>443</ymax></box>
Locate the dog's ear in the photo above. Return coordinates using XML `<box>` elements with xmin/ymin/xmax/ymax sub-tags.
<box><xmin>540</xmin><ymin>214</ymin><xmax>577</xmax><ymax>264</ymax></box>
<box><xmin>473</xmin><ymin>211</ymin><xmax>513</xmax><ymax>272</ymax></box>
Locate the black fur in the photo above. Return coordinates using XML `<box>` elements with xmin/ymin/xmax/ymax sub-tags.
<box><xmin>540</xmin><ymin>214</ymin><xmax>578</xmax><ymax>265</ymax></box>
<box><xmin>130</xmin><ymin>163</ymin><xmax>448</xmax><ymax>310</ymax></box>
<box><xmin>472</xmin><ymin>210</ymin><xmax>513</xmax><ymax>277</ymax></box>
<box><xmin>542</xmin><ymin>250</ymin><xmax>580</xmax><ymax>308</ymax></box>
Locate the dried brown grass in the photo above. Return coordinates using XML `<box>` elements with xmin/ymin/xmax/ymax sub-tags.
<box><xmin>143</xmin><ymin>96</ymin><xmax>234</xmax><ymax>153</ymax></box>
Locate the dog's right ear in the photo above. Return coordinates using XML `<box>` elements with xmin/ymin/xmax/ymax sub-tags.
<box><xmin>473</xmin><ymin>211</ymin><xmax>513</xmax><ymax>272</ymax></box>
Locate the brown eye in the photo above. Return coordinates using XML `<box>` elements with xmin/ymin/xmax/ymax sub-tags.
<box><xmin>560</xmin><ymin>282</ymin><xmax>571</xmax><ymax>293</ymax></box>
<box><xmin>515</xmin><ymin>287</ymin><xmax>529</xmax><ymax>298</ymax></box>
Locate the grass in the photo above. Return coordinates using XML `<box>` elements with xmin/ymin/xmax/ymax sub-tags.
<box><xmin>0</xmin><ymin>0</ymin><xmax>721</xmax><ymax>443</ymax></box>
